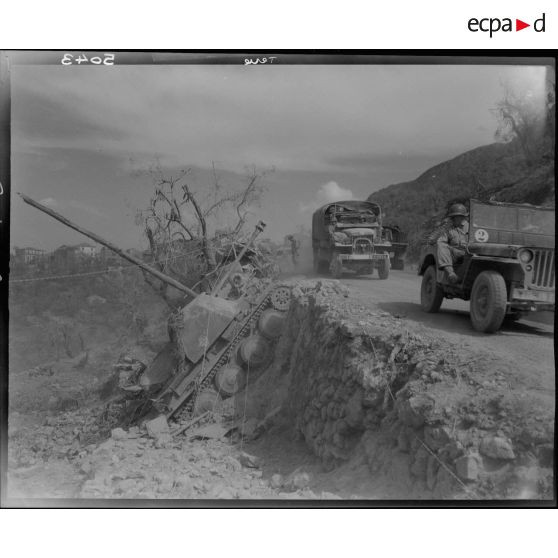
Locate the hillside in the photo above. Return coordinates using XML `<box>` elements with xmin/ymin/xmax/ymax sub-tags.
<box><xmin>368</xmin><ymin>140</ymin><xmax>555</xmax><ymax>261</ymax></box>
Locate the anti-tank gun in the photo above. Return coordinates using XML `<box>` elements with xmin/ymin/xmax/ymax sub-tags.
<box><xmin>19</xmin><ymin>193</ymin><xmax>292</xmax><ymax>422</ymax></box>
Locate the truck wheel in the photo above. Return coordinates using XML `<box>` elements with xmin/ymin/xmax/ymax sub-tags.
<box><xmin>378</xmin><ymin>258</ymin><xmax>390</xmax><ymax>280</ymax></box>
<box><xmin>313</xmin><ymin>250</ymin><xmax>328</xmax><ymax>274</ymax></box>
<box><xmin>420</xmin><ymin>265</ymin><xmax>443</xmax><ymax>313</ymax></box>
<box><xmin>313</xmin><ymin>249</ymin><xmax>320</xmax><ymax>274</ymax></box>
<box><xmin>470</xmin><ymin>271</ymin><xmax>507</xmax><ymax>333</ymax></box>
<box><xmin>330</xmin><ymin>258</ymin><xmax>342</xmax><ymax>279</ymax></box>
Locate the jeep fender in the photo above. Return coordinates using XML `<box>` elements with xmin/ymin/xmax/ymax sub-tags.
<box><xmin>462</xmin><ymin>257</ymin><xmax>524</xmax><ymax>298</ymax></box>
<box><xmin>418</xmin><ymin>254</ymin><xmax>436</xmax><ymax>276</ymax></box>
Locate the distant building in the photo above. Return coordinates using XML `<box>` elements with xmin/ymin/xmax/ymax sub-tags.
<box><xmin>50</xmin><ymin>245</ymin><xmax>78</xmax><ymax>272</ymax></box>
<box><xmin>74</xmin><ymin>242</ymin><xmax>101</xmax><ymax>256</ymax></box>
<box><xmin>99</xmin><ymin>246</ymin><xmax>120</xmax><ymax>266</ymax></box>
<box><xmin>13</xmin><ymin>247</ymin><xmax>45</xmax><ymax>264</ymax></box>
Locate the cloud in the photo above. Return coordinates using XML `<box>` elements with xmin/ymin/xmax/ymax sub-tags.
<box><xmin>11</xmin><ymin>64</ymin><xmax>513</xmax><ymax>177</ymax></box>
<box><xmin>68</xmin><ymin>200</ymin><xmax>107</xmax><ymax>219</ymax></box>
<box><xmin>299</xmin><ymin>181</ymin><xmax>354</xmax><ymax>212</ymax></box>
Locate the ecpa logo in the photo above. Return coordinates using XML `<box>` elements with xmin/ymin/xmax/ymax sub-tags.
<box><xmin>468</xmin><ymin>12</ymin><xmax>546</xmax><ymax>37</ymax></box>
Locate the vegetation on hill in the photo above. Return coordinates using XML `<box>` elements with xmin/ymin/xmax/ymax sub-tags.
<box><xmin>369</xmin><ymin>72</ymin><xmax>555</xmax><ymax>262</ymax></box>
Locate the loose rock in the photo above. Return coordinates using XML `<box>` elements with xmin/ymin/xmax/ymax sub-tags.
<box><xmin>479</xmin><ymin>436</ymin><xmax>515</xmax><ymax>460</ymax></box>
<box><xmin>145</xmin><ymin>416</ymin><xmax>170</xmax><ymax>439</ymax></box>
<box><xmin>270</xmin><ymin>474</ymin><xmax>284</xmax><ymax>489</ymax></box>
<box><xmin>238</xmin><ymin>452</ymin><xmax>261</xmax><ymax>468</ymax></box>
<box><xmin>455</xmin><ymin>454</ymin><xmax>480</xmax><ymax>481</ymax></box>
<box><xmin>111</xmin><ymin>428</ymin><xmax>128</xmax><ymax>440</ymax></box>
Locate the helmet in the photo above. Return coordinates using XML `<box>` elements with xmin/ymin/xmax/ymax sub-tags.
<box><xmin>447</xmin><ymin>203</ymin><xmax>468</xmax><ymax>217</ymax></box>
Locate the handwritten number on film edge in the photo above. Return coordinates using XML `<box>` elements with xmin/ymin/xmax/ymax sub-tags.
<box><xmin>244</xmin><ymin>57</ymin><xmax>277</xmax><ymax>65</ymax></box>
<box><xmin>61</xmin><ymin>54</ymin><xmax>115</xmax><ymax>66</ymax></box>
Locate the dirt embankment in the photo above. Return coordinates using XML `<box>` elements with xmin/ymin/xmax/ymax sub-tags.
<box><xmin>246</xmin><ymin>280</ymin><xmax>554</xmax><ymax>500</ymax></box>
<box><xmin>7</xmin><ymin>277</ymin><xmax>554</xmax><ymax>501</ymax></box>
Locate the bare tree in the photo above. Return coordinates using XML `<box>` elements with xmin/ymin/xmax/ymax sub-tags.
<box><xmin>134</xmin><ymin>160</ymin><xmax>269</xmax><ymax>304</ymax></box>
<box><xmin>492</xmin><ymin>70</ymin><xmax>555</xmax><ymax>164</ymax></box>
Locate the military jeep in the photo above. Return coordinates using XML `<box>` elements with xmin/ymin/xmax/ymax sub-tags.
<box><xmin>312</xmin><ymin>200</ymin><xmax>392</xmax><ymax>279</ymax></box>
<box><xmin>418</xmin><ymin>199</ymin><xmax>555</xmax><ymax>333</ymax></box>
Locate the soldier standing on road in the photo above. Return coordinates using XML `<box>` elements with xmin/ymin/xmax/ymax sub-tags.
<box><xmin>436</xmin><ymin>203</ymin><xmax>469</xmax><ymax>283</ymax></box>
<box><xmin>286</xmin><ymin>235</ymin><xmax>300</xmax><ymax>267</ymax></box>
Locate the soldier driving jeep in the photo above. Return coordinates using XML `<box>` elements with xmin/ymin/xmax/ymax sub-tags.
<box><xmin>419</xmin><ymin>198</ymin><xmax>555</xmax><ymax>333</ymax></box>
<box><xmin>436</xmin><ymin>203</ymin><xmax>469</xmax><ymax>284</ymax></box>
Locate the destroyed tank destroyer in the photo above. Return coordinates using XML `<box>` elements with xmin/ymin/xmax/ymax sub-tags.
<box><xmin>136</xmin><ymin>279</ymin><xmax>292</xmax><ymax>420</ymax></box>
<box><xmin>19</xmin><ymin>194</ymin><xmax>293</xmax><ymax>423</ymax></box>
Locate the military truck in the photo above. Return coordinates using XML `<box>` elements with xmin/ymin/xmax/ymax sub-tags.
<box><xmin>382</xmin><ymin>224</ymin><xmax>408</xmax><ymax>270</ymax></box>
<box><xmin>419</xmin><ymin>199</ymin><xmax>555</xmax><ymax>333</ymax></box>
<box><xmin>312</xmin><ymin>200</ymin><xmax>392</xmax><ymax>279</ymax></box>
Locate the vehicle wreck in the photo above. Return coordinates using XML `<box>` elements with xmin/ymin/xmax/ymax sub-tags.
<box><xmin>18</xmin><ymin>193</ymin><xmax>292</xmax><ymax>425</ymax></box>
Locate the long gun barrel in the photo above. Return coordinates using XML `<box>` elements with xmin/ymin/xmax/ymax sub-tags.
<box><xmin>18</xmin><ymin>192</ymin><xmax>198</xmax><ymax>298</ymax></box>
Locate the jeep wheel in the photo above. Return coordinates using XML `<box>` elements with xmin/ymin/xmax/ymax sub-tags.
<box><xmin>377</xmin><ymin>258</ymin><xmax>390</xmax><ymax>280</ymax></box>
<box><xmin>420</xmin><ymin>265</ymin><xmax>444</xmax><ymax>313</ymax></box>
<box><xmin>470</xmin><ymin>271</ymin><xmax>507</xmax><ymax>333</ymax></box>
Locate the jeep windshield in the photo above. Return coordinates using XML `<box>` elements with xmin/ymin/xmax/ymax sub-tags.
<box><xmin>472</xmin><ymin>201</ymin><xmax>555</xmax><ymax>236</ymax></box>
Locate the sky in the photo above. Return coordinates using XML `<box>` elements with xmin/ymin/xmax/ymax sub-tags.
<box><xmin>10</xmin><ymin>61</ymin><xmax>550</xmax><ymax>250</ymax></box>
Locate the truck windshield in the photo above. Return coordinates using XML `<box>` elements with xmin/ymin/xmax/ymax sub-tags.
<box><xmin>472</xmin><ymin>203</ymin><xmax>555</xmax><ymax>236</ymax></box>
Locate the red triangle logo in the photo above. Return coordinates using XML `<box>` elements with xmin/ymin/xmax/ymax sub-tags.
<box><xmin>516</xmin><ymin>19</ymin><xmax>530</xmax><ymax>31</ymax></box>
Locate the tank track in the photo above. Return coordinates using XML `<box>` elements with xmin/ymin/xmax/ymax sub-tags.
<box><xmin>174</xmin><ymin>287</ymin><xmax>277</xmax><ymax>420</ymax></box>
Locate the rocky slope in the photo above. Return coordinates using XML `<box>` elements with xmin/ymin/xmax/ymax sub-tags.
<box><xmin>244</xmin><ymin>280</ymin><xmax>554</xmax><ymax>500</ymax></box>
<box><xmin>7</xmin><ymin>279</ymin><xmax>554</xmax><ymax>502</ymax></box>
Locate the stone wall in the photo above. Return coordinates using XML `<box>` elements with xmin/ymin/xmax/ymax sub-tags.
<box><xmin>252</xmin><ymin>280</ymin><xmax>554</xmax><ymax>499</ymax></box>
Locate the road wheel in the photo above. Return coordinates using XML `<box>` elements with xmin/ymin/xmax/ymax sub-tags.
<box><xmin>420</xmin><ymin>265</ymin><xmax>444</xmax><ymax>313</ymax></box>
<box><xmin>270</xmin><ymin>285</ymin><xmax>292</xmax><ymax>311</ymax></box>
<box><xmin>330</xmin><ymin>258</ymin><xmax>343</xmax><ymax>279</ymax></box>
<box><xmin>214</xmin><ymin>364</ymin><xmax>246</xmax><ymax>398</ymax></box>
<box><xmin>192</xmin><ymin>389</ymin><xmax>221</xmax><ymax>416</ymax></box>
<box><xmin>378</xmin><ymin>258</ymin><xmax>390</xmax><ymax>280</ymax></box>
<box><xmin>470</xmin><ymin>271</ymin><xmax>507</xmax><ymax>333</ymax></box>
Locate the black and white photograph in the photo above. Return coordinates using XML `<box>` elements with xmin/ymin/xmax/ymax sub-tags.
<box><xmin>2</xmin><ymin>52</ymin><xmax>555</xmax><ymax>505</ymax></box>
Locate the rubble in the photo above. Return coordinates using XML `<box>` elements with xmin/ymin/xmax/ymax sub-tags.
<box><xmin>455</xmin><ymin>454</ymin><xmax>480</xmax><ymax>481</ymax></box>
<box><xmin>479</xmin><ymin>436</ymin><xmax>516</xmax><ymax>460</ymax></box>
<box><xmin>8</xmin><ymin>276</ymin><xmax>554</xmax><ymax>501</ymax></box>
<box><xmin>145</xmin><ymin>416</ymin><xmax>170</xmax><ymax>439</ymax></box>
<box><xmin>238</xmin><ymin>452</ymin><xmax>262</xmax><ymax>469</ymax></box>
<box><xmin>111</xmin><ymin>428</ymin><xmax>128</xmax><ymax>440</ymax></box>
<box><xmin>244</xmin><ymin>279</ymin><xmax>555</xmax><ymax>499</ymax></box>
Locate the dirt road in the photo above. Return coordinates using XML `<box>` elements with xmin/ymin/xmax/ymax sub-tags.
<box><xmin>286</xmin><ymin>265</ymin><xmax>554</xmax><ymax>393</ymax></box>
<box><xmin>333</xmin><ymin>269</ymin><xmax>555</xmax><ymax>392</ymax></box>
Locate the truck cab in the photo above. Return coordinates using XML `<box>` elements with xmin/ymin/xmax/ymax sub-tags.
<box><xmin>312</xmin><ymin>200</ymin><xmax>392</xmax><ymax>279</ymax></box>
